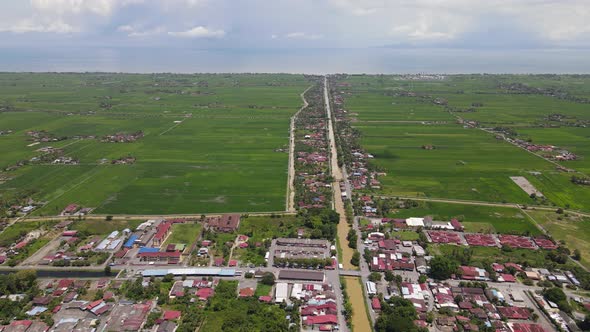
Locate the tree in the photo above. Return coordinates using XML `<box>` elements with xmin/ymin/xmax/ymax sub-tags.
<box><xmin>418</xmin><ymin>274</ymin><xmax>427</xmax><ymax>284</ymax></box>
<box><xmin>428</xmin><ymin>256</ymin><xmax>458</xmax><ymax>280</ymax></box>
<box><xmin>261</xmin><ymin>272</ymin><xmax>275</xmax><ymax>286</ymax></box>
<box><xmin>351</xmin><ymin>251</ymin><xmax>360</xmax><ymax>267</ymax></box>
<box><xmin>369</xmin><ymin>272</ymin><xmax>382</xmax><ymax>282</ymax></box>
<box><xmin>542</xmin><ymin>287</ymin><xmax>570</xmax><ymax>312</ymax></box>
<box><xmin>384</xmin><ymin>270</ymin><xmax>395</xmax><ymax>282</ymax></box>
<box><xmin>104</xmin><ymin>265</ymin><xmax>111</xmax><ymax>276</ymax></box>
<box><xmin>573</xmin><ymin>249</ymin><xmax>581</xmax><ymax>261</ymax></box>
<box><xmin>375</xmin><ymin>297</ymin><xmax>424</xmax><ymax>332</ymax></box>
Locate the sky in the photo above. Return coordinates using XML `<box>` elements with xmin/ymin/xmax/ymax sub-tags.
<box><xmin>0</xmin><ymin>0</ymin><xmax>589</xmax><ymax>73</ymax></box>
<box><xmin>0</xmin><ymin>0</ymin><xmax>590</xmax><ymax>73</ymax></box>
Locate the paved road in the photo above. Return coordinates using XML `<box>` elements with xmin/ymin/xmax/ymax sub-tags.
<box><xmin>8</xmin><ymin>211</ymin><xmax>297</xmax><ymax>223</ymax></box>
<box><xmin>325</xmin><ymin>77</ymin><xmax>376</xmax><ymax>328</ymax></box>
<box><xmin>323</xmin><ymin>76</ymin><xmax>352</xmax><ymax>332</ymax></box>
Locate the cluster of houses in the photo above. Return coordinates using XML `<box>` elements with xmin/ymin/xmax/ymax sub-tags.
<box><xmin>294</xmin><ymin>87</ymin><xmax>332</xmax><ymax>210</ymax></box>
<box><xmin>60</xmin><ymin>204</ymin><xmax>92</xmax><ymax>216</ymax></box>
<box><xmin>331</xmin><ymin>89</ymin><xmax>384</xmax><ymax>199</ymax></box>
<box><xmin>4</xmin><ymin>277</ymin><xmax>186</xmax><ymax>332</ymax></box>
<box><xmin>26</xmin><ymin>130</ymin><xmax>65</xmax><ymax>143</ymax></box>
<box><xmin>7</xmin><ymin>198</ymin><xmax>41</xmax><ymax>216</ymax></box>
<box><xmin>491</xmin><ymin>130</ymin><xmax>579</xmax><ymax>162</ymax></box>
<box><xmin>110</xmin><ymin>156</ymin><xmax>136</xmax><ymax>165</ymax></box>
<box><xmin>270</xmin><ymin>281</ymin><xmax>339</xmax><ymax>331</ymax></box>
<box><xmin>101</xmin><ymin>131</ymin><xmax>144</xmax><ymax>143</ymax></box>
<box><xmin>426</xmin><ymin>282</ymin><xmax>551</xmax><ymax>332</ymax></box>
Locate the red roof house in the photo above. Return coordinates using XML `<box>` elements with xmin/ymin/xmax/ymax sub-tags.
<box><xmin>163</xmin><ymin>310</ymin><xmax>181</xmax><ymax>321</ymax></box>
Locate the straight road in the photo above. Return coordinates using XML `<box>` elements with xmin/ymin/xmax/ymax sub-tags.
<box><xmin>325</xmin><ymin>76</ymin><xmax>373</xmax><ymax>331</ymax></box>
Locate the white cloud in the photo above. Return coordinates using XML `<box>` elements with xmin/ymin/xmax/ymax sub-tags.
<box><xmin>0</xmin><ymin>19</ymin><xmax>76</xmax><ymax>33</ymax></box>
<box><xmin>168</xmin><ymin>26</ymin><xmax>225</xmax><ymax>38</ymax></box>
<box><xmin>30</xmin><ymin>0</ymin><xmax>143</xmax><ymax>17</ymax></box>
<box><xmin>285</xmin><ymin>32</ymin><xmax>323</xmax><ymax>40</ymax></box>
<box><xmin>117</xmin><ymin>24</ymin><xmax>165</xmax><ymax>37</ymax></box>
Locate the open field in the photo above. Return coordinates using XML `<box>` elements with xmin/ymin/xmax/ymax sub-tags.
<box><xmin>162</xmin><ymin>223</ymin><xmax>202</xmax><ymax>246</ymax></box>
<box><xmin>433</xmin><ymin>244</ymin><xmax>552</xmax><ymax>268</ymax></box>
<box><xmin>335</xmin><ymin>74</ymin><xmax>590</xmax><ymax>211</ymax></box>
<box><xmin>527</xmin><ymin>210</ymin><xmax>590</xmax><ymax>269</ymax></box>
<box><xmin>388</xmin><ymin>201</ymin><xmax>542</xmax><ymax>235</ymax></box>
<box><xmin>0</xmin><ymin>73</ymin><xmax>309</xmax><ymax>215</ymax></box>
<box><xmin>0</xmin><ymin>220</ymin><xmax>58</xmax><ymax>247</ymax></box>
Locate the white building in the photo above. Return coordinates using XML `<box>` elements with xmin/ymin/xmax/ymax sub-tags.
<box><xmin>406</xmin><ymin>217</ymin><xmax>425</xmax><ymax>227</ymax></box>
<box><xmin>275</xmin><ymin>283</ymin><xmax>289</xmax><ymax>303</ymax></box>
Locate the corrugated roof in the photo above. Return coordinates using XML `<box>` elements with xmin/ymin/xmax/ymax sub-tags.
<box><xmin>141</xmin><ymin>268</ymin><xmax>236</xmax><ymax>277</ymax></box>
<box><xmin>124</xmin><ymin>235</ymin><xmax>139</xmax><ymax>248</ymax></box>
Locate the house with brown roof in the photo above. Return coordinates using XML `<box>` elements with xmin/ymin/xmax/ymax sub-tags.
<box><xmin>208</xmin><ymin>214</ymin><xmax>241</xmax><ymax>233</ymax></box>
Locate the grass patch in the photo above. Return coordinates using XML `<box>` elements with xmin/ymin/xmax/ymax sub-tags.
<box><xmin>388</xmin><ymin>201</ymin><xmax>541</xmax><ymax>235</ymax></box>
<box><xmin>528</xmin><ymin>210</ymin><xmax>590</xmax><ymax>269</ymax></box>
<box><xmin>254</xmin><ymin>283</ymin><xmax>272</xmax><ymax>297</ymax></box>
<box><xmin>434</xmin><ymin>244</ymin><xmax>551</xmax><ymax>268</ymax></box>
<box><xmin>0</xmin><ymin>220</ymin><xmax>57</xmax><ymax>247</ymax></box>
<box><xmin>391</xmin><ymin>230</ymin><xmax>419</xmax><ymax>241</ymax></box>
<box><xmin>162</xmin><ymin>223</ymin><xmax>202</xmax><ymax>247</ymax></box>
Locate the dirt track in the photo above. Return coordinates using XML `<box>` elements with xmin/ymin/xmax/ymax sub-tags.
<box><xmin>286</xmin><ymin>85</ymin><xmax>312</xmax><ymax>212</ymax></box>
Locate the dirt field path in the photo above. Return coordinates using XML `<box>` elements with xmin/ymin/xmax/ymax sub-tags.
<box><xmin>286</xmin><ymin>85</ymin><xmax>312</xmax><ymax>212</ymax></box>
<box><xmin>344</xmin><ymin>276</ymin><xmax>372</xmax><ymax>332</ymax></box>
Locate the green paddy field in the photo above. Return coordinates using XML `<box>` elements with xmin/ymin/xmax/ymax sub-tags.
<box><xmin>335</xmin><ymin>74</ymin><xmax>590</xmax><ymax>211</ymax></box>
<box><xmin>0</xmin><ymin>73</ymin><xmax>309</xmax><ymax>215</ymax></box>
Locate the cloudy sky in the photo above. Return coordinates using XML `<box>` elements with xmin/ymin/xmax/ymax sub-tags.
<box><xmin>0</xmin><ymin>0</ymin><xmax>589</xmax><ymax>49</ymax></box>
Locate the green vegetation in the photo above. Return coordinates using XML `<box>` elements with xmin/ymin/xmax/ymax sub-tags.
<box><xmin>375</xmin><ymin>296</ymin><xmax>427</xmax><ymax>332</ymax></box>
<box><xmin>162</xmin><ymin>222</ymin><xmax>202</xmax><ymax>247</ymax></box>
<box><xmin>334</xmin><ymin>74</ymin><xmax>590</xmax><ymax>211</ymax></box>
<box><xmin>0</xmin><ymin>73</ymin><xmax>310</xmax><ymax>215</ymax></box>
<box><xmin>238</xmin><ymin>215</ymin><xmax>304</xmax><ymax>242</ymax></box>
<box><xmin>0</xmin><ymin>270</ymin><xmax>40</xmax><ymax>325</ymax></box>
<box><xmin>388</xmin><ymin>200</ymin><xmax>541</xmax><ymax>235</ymax></box>
<box><xmin>528</xmin><ymin>210</ymin><xmax>590</xmax><ymax>269</ymax></box>
<box><xmin>0</xmin><ymin>220</ymin><xmax>57</xmax><ymax>247</ymax></box>
<box><xmin>202</xmin><ymin>280</ymin><xmax>296</xmax><ymax>332</ymax></box>
<box><xmin>254</xmin><ymin>283</ymin><xmax>272</xmax><ymax>297</ymax></box>
<box><xmin>428</xmin><ymin>255</ymin><xmax>459</xmax><ymax>280</ymax></box>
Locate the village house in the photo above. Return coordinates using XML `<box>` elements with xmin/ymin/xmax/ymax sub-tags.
<box><xmin>207</xmin><ymin>214</ymin><xmax>241</xmax><ymax>233</ymax></box>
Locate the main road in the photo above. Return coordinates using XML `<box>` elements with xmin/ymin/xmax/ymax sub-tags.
<box><xmin>325</xmin><ymin>76</ymin><xmax>373</xmax><ymax>332</ymax></box>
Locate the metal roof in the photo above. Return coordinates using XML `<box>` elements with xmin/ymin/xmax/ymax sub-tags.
<box><xmin>141</xmin><ymin>268</ymin><xmax>236</xmax><ymax>277</ymax></box>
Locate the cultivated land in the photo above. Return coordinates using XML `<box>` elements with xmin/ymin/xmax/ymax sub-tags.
<box><xmin>0</xmin><ymin>73</ymin><xmax>309</xmax><ymax>215</ymax></box>
<box><xmin>335</xmin><ymin>74</ymin><xmax>590</xmax><ymax>211</ymax></box>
